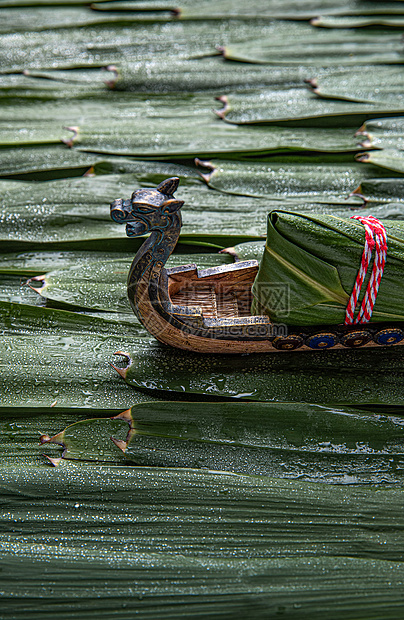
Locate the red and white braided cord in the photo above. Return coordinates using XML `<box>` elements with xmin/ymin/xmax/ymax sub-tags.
<box><xmin>344</xmin><ymin>215</ymin><xmax>387</xmax><ymax>325</ymax></box>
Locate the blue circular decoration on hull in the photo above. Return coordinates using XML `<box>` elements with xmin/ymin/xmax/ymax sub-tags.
<box><xmin>374</xmin><ymin>328</ymin><xmax>404</xmax><ymax>346</ymax></box>
<box><xmin>306</xmin><ymin>333</ymin><xmax>337</xmax><ymax>350</ymax></box>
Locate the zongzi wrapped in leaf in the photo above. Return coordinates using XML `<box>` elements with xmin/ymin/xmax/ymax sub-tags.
<box><xmin>251</xmin><ymin>211</ymin><xmax>404</xmax><ymax>325</ymax></box>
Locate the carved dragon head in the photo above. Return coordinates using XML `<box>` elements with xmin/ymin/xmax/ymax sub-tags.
<box><xmin>110</xmin><ymin>177</ymin><xmax>184</xmax><ymax>237</ymax></box>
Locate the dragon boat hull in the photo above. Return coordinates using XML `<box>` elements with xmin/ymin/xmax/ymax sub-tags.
<box><xmin>133</xmin><ymin>258</ymin><xmax>404</xmax><ymax>353</ymax></box>
<box><xmin>110</xmin><ymin>177</ymin><xmax>404</xmax><ymax>354</ymax></box>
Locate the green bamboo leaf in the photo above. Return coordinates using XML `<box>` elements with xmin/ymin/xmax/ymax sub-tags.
<box><xmin>228</xmin><ymin>240</ymin><xmax>266</xmax><ymax>262</ymax></box>
<box><xmin>0</xmin><ymin>145</ymin><xmax>100</xmax><ymax>177</ymax></box>
<box><xmin>0</xmin><ymin>25</ymin><xmax>211</xmax><ymax>73</ymax></box>
<box><xmin>0</xmin><ymin>6</ymin><xmax>174</xmax><ymax>33</ymax></box>
<box><xmin>90</xmin><ymin>0</ymin><xmax>404</xmax><ymax>20</ymax></box>
<box><xmin>0</xmin><ymin>249</ymin><xmax>229</xmax><ymax>277</ymax></box>
<box><xmin>0</xmin><ymin>20</ymin><xmax>293</xmax><ymax>74</ymax></box>
<box><xmin>0</xmin><ymin>172</ymin><xmax>271</xmax><ymax>249</ymax></box>
<box><xmin>0</xmin><ymin>173</ymin><xmax>147</xmax><ymax>248</ymax></box>
<box><xmin>80</xmin><ymin>121</ymin><xmax>359</xmax><ymax>157</ymax></box>
<box><xmin>70</xmin><ymin>104</ymin><xmax>360</xmax><ymax>157</ymax></box>
<box><xmin>217</xmin><ymin>87</ymin><xmax>404</xmax><ymax>125</ymax></box>
<box><xmin>120</xmin><ymin>343</ymin><xmax>404</xmax><ymax>405</ymax></box>
<box><xmin>312</xmin><ymin>15</ymin><xmax>404</xmax><ymax>28</ymax></box>
<box><xmin>0</xmin><ymin>0</ymin><xmax>116</xmax><ymax>4</ymax></box>
<box><xmin>14</xmin><ymin>67</ymin><xmax>108</xmax><ymax>83</ymax></box>
<box><xmin>0</xmin><ymin>250</ymin><xmax>132</xmax><ymax>277</ymax></box>
<box><xmin>0</xmin><ymin>274</ymin><xmax>47</xmax><ymax>306</ymax></box>
<box><xmin>0</xmin><ymin>71</ymin><xmax>109</xmax><ymax>101</ymax></box>
<box><xmin>357</xmin><ymin>117</ymin><xmax>404</xmax><ymax>150</ymax></box>
<box><xmin>222</xmin><ymin>29</ymin><xmax>404</xmax><ymax>65</ymax></box>
<box><xmin>0</xmin><ymin>270</ymin><xmax>137</xmax><ymax>325</ymax></box>
<box><xmin>0</xmin><ymin>146</ymin><xmax>222</xmax><ymax>184</ymax></box>
<box><xmin>0</xmin><ymin>168</ymin><xmax>193</xmax><ymax>244</ymax></box>
<box><xmin>2</xmin><ymin>463</ymin><xmax>404</xmax><ymax>618</ymax></box>
<box><xmin>0</xmin><ymin>409</ymin><xmax>104</xmax><ymax>464</ymax></box>
<box><xmin>96</xmin><ymin>58</ymin><xmax>310</xmax><ymax>93</ymax></box>
<box><xmin>0</xmin><ymin>124</ymin><xmax>73</xmax><ymax>148</ymax></box>
<box><xmin>357</xmin><ymin>150</ymin><xmax>404</xmax><ymax>174</ymax></box>
<box><xmin>0</xmin><ymin>300</ymin><xmax>155</xmax><ymax>410</ymax></box>
<box><xmin>30</xmin><ymin>252</ymin><xmax>232</xmax><ymax>312</ymax></box>
<box><xmin>310</xmin><ymin>67</ymin><xmax>404</xmax><ymax>105</ymax></box>
<box><xmin>196</xmin><ymin>156</ymin><xmax>400</xmax><ymax>202</ymax></box>
<box><xmin>42</xmin><ymin>416</ymin><xmax>130</xmax><ymax>463</ymax></box>
<box><xmin>0</xmin><ymin>96</ymin><xmax>359</xmax><ymax>154</ymax></box>
<box><xmin>353</xmin><ymin>178</ymin><xmax>404</xmax><ymax>204</ymax></box>
<box><xmin>47</xmin><ymin>401</ymin><xmax>404</xmax><ymax>483</ymax></box>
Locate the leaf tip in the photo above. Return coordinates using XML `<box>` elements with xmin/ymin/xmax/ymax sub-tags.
<box><xmin>348</xmin><ymin>186</ymin><xmax>368</xmax><ymax>207</ymax></box>
<box><xmin>45</xmin><ymin>430</ymin><xmax>66</xmax><ymax>446</ymax></box>
<box><xmin>111</xmin><ymin>437</ymin><xmax>128</xmax><ymax>453</ymax></box>
<box><xmin>355</xmin><ymin>152</ymin><xmax>370</xmax><ymax>163</ymax></box>
<box><xmin>112</xmin><ymin>408</ymin><xmax>134</xmax><ymax>424</ymax></box>
<box><xmin>83</xmin><ymin>166</ymin><xmax>95</xmax><ymax>177</ymax></box>
<box><xmin>213</xmin><ymin>95</ymin><xmax>229</xmax><ymax>119</ymax></box>
<box><xmin>355</xmin><ymin>123</ymin><xmax>367</xmax><ymax>136</ymax></box>
<box><xmin>111</xmin><ymin>351</ymin><xmax>132</xmax><ymax>379</ymax></box>
<box><xmin>195</xmin><ymin>158</ymin><xmax>215</xmax><ymax>183</ymax></box>
<box><xmin>104</xmin><ymin>65</ymin><xmax>119</xmax><ymax>89</ymax></box>
<box><xmin>219</xmin><ymin>246</ymin><xmax>239</xmax><ymax>261</ymax></box>
<box><xmin>26</xmin><ymin>274</ymin><xmax>46</xmax><ymax>292</ymax></box>
<box><xmin>43</xmin><ymin>455</ymin><xmax>62</xmax><ymax>467</ymax></box>
<box><xmin>305</xmin><ymin>77</ymin><xmax>319</xmax><ymax>94</ymax></box>
<box><xmin>61</xmin><ymin>126</ymin><xmax>79</xmax><ymax>148</ymax></box>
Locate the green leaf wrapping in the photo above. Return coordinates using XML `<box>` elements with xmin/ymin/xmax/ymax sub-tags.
<box><xmin>251</xmin><ymin>210</ymin><xmax>404</xmax><ymax>324</ymax></box>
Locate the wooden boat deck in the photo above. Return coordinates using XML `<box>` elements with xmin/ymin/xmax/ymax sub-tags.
<box><xmin>167</xmin><ymin>261</ymin><xmax>258</xmax><ymax>320</ymax></box>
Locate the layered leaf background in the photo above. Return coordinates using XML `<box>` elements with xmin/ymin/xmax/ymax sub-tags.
<box><xmin>3</xmin><ymin>1</ymin><xmax>404</xmax><ymax>617</ymax></box>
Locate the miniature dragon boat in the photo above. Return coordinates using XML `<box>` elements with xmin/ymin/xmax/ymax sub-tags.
<box><xmin>110</xmin><ymin>177</ymin><xmax>404</xmax><ymax>353</ymax></box>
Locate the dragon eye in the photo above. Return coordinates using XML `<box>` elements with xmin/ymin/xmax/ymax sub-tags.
<box><xmin>135</xmin><ymin>204</ymin><xmax>154</xmax><ymax>214</ymax></box>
